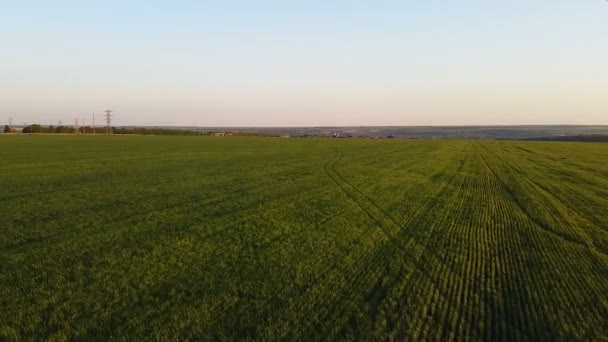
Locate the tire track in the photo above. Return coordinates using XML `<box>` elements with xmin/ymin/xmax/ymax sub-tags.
<box><xmin>474</xmin><ymin>143</ymin><xmax>589</xmax><ymax>249</ymax></box>
<box><xmin>323</xmin><ymin>151</ymin><xmax>403</xmax><ymax>246</ymax></box>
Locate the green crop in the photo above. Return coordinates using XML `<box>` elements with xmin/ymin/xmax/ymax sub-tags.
<box><xmin>1</xmin><ymin>135</ymin><xmax>607</xmax><ymax>340</ymax></box>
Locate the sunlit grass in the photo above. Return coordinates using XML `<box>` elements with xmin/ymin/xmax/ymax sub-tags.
<box><xmin>1</xmin><ymin>135</ymin><xmax>607</xmax><ymax>340</ymax></box>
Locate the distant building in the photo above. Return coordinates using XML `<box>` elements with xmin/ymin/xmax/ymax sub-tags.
<box><xmin>207</xmin><ymin>132</ymin><xmax>230</xmax><ymax>137</ymax></box>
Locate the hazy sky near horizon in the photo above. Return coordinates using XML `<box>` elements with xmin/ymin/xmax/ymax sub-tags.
<box><xmin>1</xmin><ymin>1</ymin><xmax>607</xmax><ymax>126</ymax></box>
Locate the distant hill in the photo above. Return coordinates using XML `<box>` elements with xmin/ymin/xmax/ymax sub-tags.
<box><xmin>522</xmin><ymin>134</ymin><xmax>608</xmax><ymax>142</ymax></box>
<box><xmin>9</xmin><ymin>125</ymin><xmax>608</xmax><ymax>140</ymax></box>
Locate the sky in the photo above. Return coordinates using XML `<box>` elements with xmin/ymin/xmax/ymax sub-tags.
<box><xmin>1</xmin><ymin>0</ymin><xmax>607</xmax><ymax>127</ymax></box>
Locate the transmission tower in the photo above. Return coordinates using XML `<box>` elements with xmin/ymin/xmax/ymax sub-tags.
<box><xmin>74</xmin><ymin>118</ymin><xmax>79</xmax><ymax>135</ymax></box>
<box><xmin>104</xmin><ymin>109</ymin><xmax>113</xmax><ymax>134</ymax></box>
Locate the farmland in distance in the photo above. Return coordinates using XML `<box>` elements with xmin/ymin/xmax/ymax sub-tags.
<box><xmin>1</xmin><ymin>135</ymin><xmax>607</xmax><ymax>340</ymax></box>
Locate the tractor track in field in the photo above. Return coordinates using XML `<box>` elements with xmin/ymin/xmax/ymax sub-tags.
<box><xmin>314</xmin><ymin>146</ymin><xmax>470</xmax><ymax>337</ymax></box>
<box><xmin>474</xmin><ymin>143</ymin><xmax>602</xmax><ymax>254</ymax></box>
<box><xmin>478</xmin><ymin>144</ymin><xmax>608</xmax><ymax>259</ymax></box>
<box><xmin>320</xmin><ymin>148</ymin><xmax>465</xmax><ymax>269</ymax></box>
<box><xmin>322</xmin><ymin>147</ymin><xmax>468</xmax><ymax>254</ymax></box>
<box><xmin>323</xmin><ymin>151</ymin><xmax>403</xmax><ymax>248</ymax></box>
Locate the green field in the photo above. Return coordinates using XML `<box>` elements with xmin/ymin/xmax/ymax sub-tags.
<box><xmin>1</xmin><ymin>135</ymin><xmax>607</xmax><ymax>340</ymax></box>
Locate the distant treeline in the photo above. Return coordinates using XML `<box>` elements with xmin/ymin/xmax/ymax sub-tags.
<box><xmin>523</xmin><ymin>134</ymin><xmax>608</xmax><ymax>142</ymax></box>
<box><xmin>15</xmin><ymin>124</ymin><xmax>203</xmax><ymax>136</ymax></box>
<box><xmin>20</xmin><ymin>124</ymin><xmax>109</xmax><ymax>134</ymax></box>
<box><xmin>113</xmin><ymin>127</ymin><xmax>202</xmax><ymax>136</ymax></box>
<box><xmin>10</xmin><ymin>124</ymin><xmax>287</xmax><ymax>137</ymax></box>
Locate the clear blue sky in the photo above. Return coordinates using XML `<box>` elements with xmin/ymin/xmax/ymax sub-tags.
<box><xmin>1</xmin><ymin>1</ymin><xmax>606</xmax><ymax>126</ymax></box>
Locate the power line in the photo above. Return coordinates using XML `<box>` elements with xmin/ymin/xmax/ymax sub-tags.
<box><xmin>104</xmin><ymin>109</ymin><xmax>113</xmax><ymax>134</ymax></box>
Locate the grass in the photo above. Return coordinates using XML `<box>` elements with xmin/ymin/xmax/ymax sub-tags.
<box><xmin>1</xmin><ymin>135</ymin><xmax>607</xmax><ymax>340</ymax></box>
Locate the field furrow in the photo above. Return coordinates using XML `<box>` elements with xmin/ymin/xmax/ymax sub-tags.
<box><xmin>1</xmin><ymin>136</ymin><xmax>607</xmax><ymax>340</ymax></box>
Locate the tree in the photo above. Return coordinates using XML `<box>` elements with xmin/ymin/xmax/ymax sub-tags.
<box><xmin>56</xmin><ymin>126</ymin><xmax>67</xmax><ymax>133</ymax></box>
<box><xmin>22</xmin><ymin>124</ymin><xmax>42</xmax><ymax>133</ymax></box>
<box><xmin>3</xmin><ymin>125</ymin><xmax>10</xmax><ymax>133</ymax></box>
